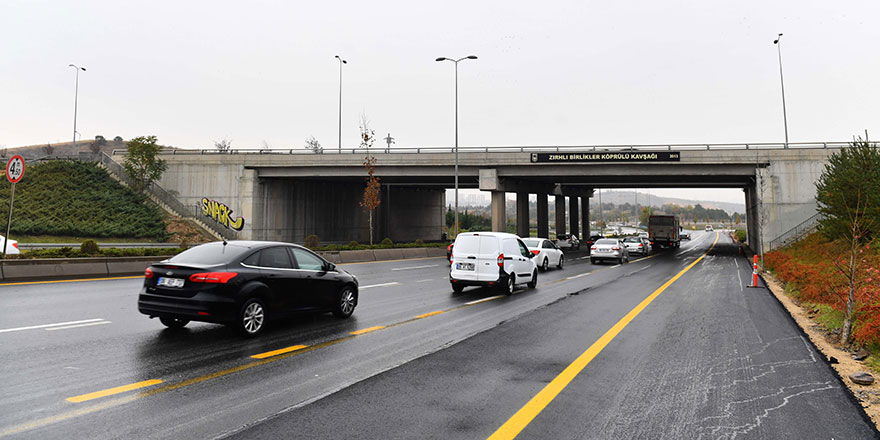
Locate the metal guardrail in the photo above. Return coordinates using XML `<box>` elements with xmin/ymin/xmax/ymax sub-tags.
<box><xmin>110</xmin><ymin>141</ymin><xmax>851</xmax><ymax>157</ymax></box>
<box><xmin>99</xmin><ymin>153</ymin><xmax>235</xmax><ymax>241</ymax></box>
<box><xmin>768</xmin><ymin>212</ymin><xmax>824</xmax><ymax>251</ymax></box>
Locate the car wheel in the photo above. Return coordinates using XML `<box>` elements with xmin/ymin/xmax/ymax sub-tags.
<box><xmin>452</xmin><ymin>283</ymin><xmax>464</xmax><ymax>294</ymax></box>
<box><xmin>527</xmin><ymin>270</ymin><xmax>537</xmax><ymax>289</ymax></box>
<box><xmin>159</xmin><ymin>317</ymin><xmax>189</xmax><ymax>329</ymax></box>
<box><xmin>502</xmin><ymin>274</ymin><xmax>515</xmax><ymax>295</ymax></box>
<box><xmin>237</xmin><ymin>298</ymin><xmax>266</xmax><ymax>337</ymax></box>
<box><xmin>332</xmin><ymin>286</ymin><xmax>357</xmax><ymax>318</ymax></box>
<box><xmin>590</xmin><ymin>258</ymin><xmax>597</xmax><ymax>264</ymax></box>
<box><xmin>541</xmin><ymin>258</ymin><xmax>549</xmax><ymax>272</ymax></box>
<box><xmin>557</xmin><ymin>255</ymin><xmax>565</xmax><ymax>270</ymax></box>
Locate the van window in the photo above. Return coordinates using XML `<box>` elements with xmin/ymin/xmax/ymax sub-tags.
<box><xmin>502</xmin><ymin>238</ymin><xmax>520</xmax><ymax>256</ymax></box>
<box><xmin>517</xmin><ymin>240</ymin><xmax>531</xmax><ymax>257</ymax></box>
<box><xmin>454</xmin><ymin>235</ymin><xmax>498</xmax><ymax>255</ymax></box>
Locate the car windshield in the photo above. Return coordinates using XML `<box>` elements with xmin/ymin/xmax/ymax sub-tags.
<box><xmin>167</xmin><ymin>242</ymin><xmax>252</xmax><ymax>266</ymax></box>
<box><xmin>522</xmin><ymin>239</ymin><xmax>541</xmax><ymax>247</ymax></box>
<box><xmin>596</xmin><ymin>239</ymin><xmax>617</xmax><ymax>245</ymax></box>
<box><xmin>623</xmin><ymin>237</ymin><xmax>640</xmax><ymax>243</ymax></box>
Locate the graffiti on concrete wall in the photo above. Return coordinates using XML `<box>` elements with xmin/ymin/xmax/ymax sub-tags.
<box><xmin>201</xmin><ymin>197</ymin><xmax>245</xmax><ymax>231</ymax></box>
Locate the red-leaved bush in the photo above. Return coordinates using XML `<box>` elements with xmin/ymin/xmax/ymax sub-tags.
<box><xmin>765</xmin><ymin>233</ymin><xmax>880</xmax><ymax>345</ymax></box>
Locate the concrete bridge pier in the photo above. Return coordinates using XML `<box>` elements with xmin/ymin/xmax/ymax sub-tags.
<box><xmin>581</xmin><ymin>195</ymin><xmax>590</xmax><ymax>238</ymax></box>
<box><xmin>491</xmin><ymin>191</ymin><xmax>507</xmax><ymax>233</ymax></box>
<box><xmin>516</xmin><ymin>192</ymin><xmax>529</xmax><ymax>237</ymax></box>
<box><xmin>537</xmin><ymin>194</ymin><xmax>549</xmax><ymax>239</ymax></box>
<box><xmin>555</xmin><ymin>195</ymin><xmax>566</xmax><ymax>236</ymax></box>
<box><xmin>569</xmin><ymin>197</ymin><xmax>580</xmax><ymax>239</ymax></box>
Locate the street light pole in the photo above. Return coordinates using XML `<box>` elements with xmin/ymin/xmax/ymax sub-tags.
<box><xmin>68</xmin><ymin>64</ymin><xmax>86</xmax><ymax>147</ymax></box>
<box><xmin>335</xmin><ymin>55</ymin><xmax>347</xmax><ymax>153</ymax></box>
<box><xmin>773</xmin><ymin>34</ymin><xmax>789</xmax><ymax>148</ymax></box>
<box><xmin>436</xmin><ymin>55</ymin><xmax>477</xmax><ymax>239</ymax></box>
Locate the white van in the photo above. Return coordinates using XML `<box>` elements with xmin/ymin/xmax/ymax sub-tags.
<box><xmin>449</xmin><ymin>232</ymin><xmax>538</xmax><ymax>294</ymax></box>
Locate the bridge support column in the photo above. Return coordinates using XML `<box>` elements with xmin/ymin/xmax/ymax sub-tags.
<box><xmin>581</xmin><ymin>195</ymin><xmax>590</xmax><ymax>238</ymax></box>
<box><xmin>746</xmin><ymin>185</ymin><xmax>761</xmax><ymax>254</ymax></box>
<box><xmin>555</xmin><ymin>195</ymin><xmax>566</xmax><ymax>236</ymax></box>
<box><xmin>492</xmin><ymin>191</ymin><xmax>507</xmax><ymax>232</ymax></box>
<box><xmin>536</xmin><ymin>194</ymin><xmax>549</xmax><ymax>239</ymax></box>
<box><xmin>516</xmin><ymin>192</ymin><xmax>529</xmax><ymax>237</ymax></box>
<box><xmin>569</xmin><ymin>197</ymin><xmax>580</xmax><ymax>239</ymax></box>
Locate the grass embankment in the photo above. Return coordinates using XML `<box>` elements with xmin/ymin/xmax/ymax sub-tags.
<box><xmin>0</xmin><ymin>161</ymin><xmax>168</xmax><ymax>241</ymax></box>
<box><xmin>765</xmin><ymin>233</ymin><xmax>880</xmax><ymax>372</ymax></box>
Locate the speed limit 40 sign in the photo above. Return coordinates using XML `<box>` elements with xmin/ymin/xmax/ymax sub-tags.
<box><xmin>6</xmin><ymin>155</ymin><xmax>24</xmax><ymax>183</ymax></box>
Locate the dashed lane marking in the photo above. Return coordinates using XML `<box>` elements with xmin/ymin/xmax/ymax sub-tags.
<box><xmin>465</xmin><ymin>295</ymin><xmax>505</xmax><ymax>306</ymax></box>
<box><xmin>360</xmin><ymin>282</ymin><xmax>399</xmax><ymax>289</ymax></box>
<box><xmin>45</xmin><ymin>321</ymin><xmax>111</xmax><ymax>331</ymax></box>
<box><xmin>251</xmin><ymin>345</ymin><xmax>309</xmax><ymax>359</ymax></box>
<box><xmin>0</xmin><ymin>318</ymin><xmax>106</xmax><ymax>334</ymax></box>
<box><xmin>392</xmin><ymin>264</ymin><xmax>440</xmax><ymax>271</ymax></box>
<box><xmin>66</xmin><ymin>379</ymin><xmax>163</xmax><ymax>403</ymax></box>
<box><xmin>350</xmin><ymin>326</ymin><xmax>386</xmax><ymax>335</ymax></box>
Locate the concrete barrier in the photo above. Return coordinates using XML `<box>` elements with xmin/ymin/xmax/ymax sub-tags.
<box><xmin>0</xmin><ymin>256</ymin><xmax>170</xmax><ymax>282</ymax></box>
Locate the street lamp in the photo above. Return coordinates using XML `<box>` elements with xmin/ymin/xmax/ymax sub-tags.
<box><xmin>772</xmin><ymin>34</ymin><xmax>789</xmax><ymax>148</ymax></box>
<box><xmin>335</xmin><ymin>55</ymin><xmax>347</xmax><ymax>153</ymax></box>
<box><xmin>68</xmin><ymin>64</ymin><xmax>86</xmax><ymax>147</ymax></box>
<box><xmin>436</xmin><ymin>55</ymin><xmax>478</xmax><ymax>238</ymax></box>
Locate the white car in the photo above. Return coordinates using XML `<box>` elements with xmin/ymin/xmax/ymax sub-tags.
<box><xmin>522</xmin><ymin>238</ymin><xmax>564</xmax><ymax>272</ymax></box>
<box><xmin>590</xmin><ymin>238</ymin><xmax>630</xmax><ymax>265</ymax></box>
<box><xmin>553</xmin><ymin>233</ymin><xmax>580</xmax><ymax>250</ymax></box>
<box><xmin>622</xmin><ymin>236</ymin><xmax>651</xmax><ymax>256</ymax></box>
<box><xmin>450</xmin><ymin>232</ymin><xmax>538</xmax><ymax>295</ymax></box>
<box><xmin>0</xmin><ymin>235</ymin><xmax>20</xmax><ymax>255</ymax></box>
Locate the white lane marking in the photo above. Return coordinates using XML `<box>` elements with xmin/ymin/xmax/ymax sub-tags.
<box><xmin>0</xmin><ymin>318</ymin><xmax>105</xmax><ymax>334</ymax></box>
<box><xmin>465</xmin><ymin>295</ymin><xmax>505</xmax><ymax>305</ymax></box>
<box><xmin>416</xmin><ymin>279</ymin><xmax>434</xmax><ymax>283</ymax></box>
<box><xmin>360</xmin><ymin>282</ymin><xmax>400</xmax><ymax>289</ymax></box>
<box><xmin>45</xmin><ymin>321</ymin><xmax>112</xmax><ymax>331</ymax></box>
<box><xmin>391</xmin><ymin>264</ymin><xmax>440</xmax><ymax>271</ymax></box>
<box><xmin>609</xmin><ymin>264</ymin><xmax>621</xmax><ymax>268</ymax></box>
<box><xmin>566</xmin><ymin>272</ymin><xmax>591</xmax><ymax>280</ymax></box>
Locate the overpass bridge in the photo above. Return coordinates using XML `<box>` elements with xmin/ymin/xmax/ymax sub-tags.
<box><xmin>124</xmin><ymin>141</ymin><xmax>845</xmax><ymax>253</ymax></box>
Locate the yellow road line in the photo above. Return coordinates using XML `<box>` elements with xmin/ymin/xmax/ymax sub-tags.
<box><xmin>250</xmin><ymin>344</ymin><xmax>309</xmax><ymax>359</ymax></box>
<box><xmin>488</xmin><ymin>232</ymin><xmax>719</xmax><ymax>440</ymax></box>
<box><xmin>350</xmin><ymin>325</ymin><xmax>385</xmax><ymax>335</ymax></box>
<box><xmin>0</xmin><ymin>275</ymin><xmax>143</xmax><ymax>287</ymax></box>
<box><xmin>415</xmin><ymin>310</ymin><xmax>445</xmax><ymax>319</ymax></box>
<box><xmin>66</xmin><ymin>379</ymin><xmax>162</xmax><ymax>403</ymax></box>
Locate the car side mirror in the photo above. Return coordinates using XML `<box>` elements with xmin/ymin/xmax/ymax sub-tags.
<box><xmin>324</xmin><ymin>262</ymin><xmax>336</xmax><ymax>272</ymax></box>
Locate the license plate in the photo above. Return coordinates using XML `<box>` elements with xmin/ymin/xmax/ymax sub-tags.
<box><xmin>456</xmin><ymin>262</ymin><xmax>475</xmax><ymax>271</ymax></box>
<box><xmin>158</xmin><ymin>277</ymin><xmax>185</xmax><ymax>288</ymax></box>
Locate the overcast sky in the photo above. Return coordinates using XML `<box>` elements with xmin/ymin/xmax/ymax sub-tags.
<box><xmin>2</xmin><ymin>1</ymin><xmax>878</xmax><ymax>205</ymax></box>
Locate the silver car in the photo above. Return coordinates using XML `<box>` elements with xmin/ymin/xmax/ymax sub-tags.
<box><xmin>622</xmin><ymin>236</ymin><xmax>651</xmax><ymax>257</ymax></box>
<box><xmin>590</xmin><ymin>238</ymin><xmax>630</xmax><ymax>264</ymax></box>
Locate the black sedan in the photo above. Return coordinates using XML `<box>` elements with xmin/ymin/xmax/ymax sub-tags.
<box><xmin>138</xmin><ymin>241</ymin><xmax>359</xmax><ymax>337</ymax></box>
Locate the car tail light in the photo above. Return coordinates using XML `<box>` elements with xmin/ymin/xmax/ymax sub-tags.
<box><xmin>189</xmin><ymin>272</ymin><xmax>238</xmax><ymax>283</ymax></box>
<box><xmin>591</xmin><ymin>246</ymin><xmax>597</xmax><ymax>250</ymax></box>
<box><xmin>12</xmin><ymin>243</ymin><xmax>18</xmax><ymax>249</ymax></box>
<box><xmin>638</xmin><ymin>244</ymin><xmax>643</xmax><ymax>247</ymax></box>
<box><xmin>449</xmin><ymin>252</ymin><xmax>453</xmax><ymax>264</ymax></box>
<box><xmin>144</xmin><ymin>268</ymin><xmax>154</xmax><ymax>278</ymax></box>
<box><xmin>531</xmin><ymin>250</ymin><xmax>540</xmax><ymax>255</ymax></box>
<box><xmin>612</xmin><ymin>246</ymin><xmax>621</xmax><ymax>251</ymax></box>
<box><xmin>497</xmin><ymin>253</ymin><xmax>504</xmax><ymax>267</ymax></box>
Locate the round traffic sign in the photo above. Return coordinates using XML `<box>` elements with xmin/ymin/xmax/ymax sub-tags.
<box><xmin>6</xmin><ymin>155</ymin><xmax>25</xmax><ymax>183</ymax></box>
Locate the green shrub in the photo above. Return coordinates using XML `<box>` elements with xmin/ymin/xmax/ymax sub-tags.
<box><xmin>348</xmin><ymin>241</ymin><xmax>359</xmax><ymax>247</ymax></box>
<box><xmin>380</xmin><ymin>238</ymin><xmax>393</xmax><ymax>246</ymax></box>
<box><xmin>735</xmin><ymin>229</ymin><xmax>747</xmax><ymax>242</ymax></box>
<box><xmin>415</xmin><ymin>239</ymin><xmax>424</xmax><ymax>246</ymax></box>
<box><xmin>80</xmin><ymin>239</ymin><xmax>100</xmax><ymax>255</ymax></box>
<box><xmin>304</xmin><ymin>234</ymin><xmax>320</xmax><ymax>249</ymax></box>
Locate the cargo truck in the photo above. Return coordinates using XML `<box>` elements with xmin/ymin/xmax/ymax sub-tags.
<box><xmin>648</xmin><ymin>215</ymin><xmax>680</xmax><ymax>249</ymax></box>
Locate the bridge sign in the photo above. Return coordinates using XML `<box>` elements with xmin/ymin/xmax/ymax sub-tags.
<box><xmin>530</xmin><ymin>151</ymin><xmax>680</xmax><ymax>163</ymax></box>
<box><xmin>6</xmin><ymin>155</ymin><xmax>25</xmax><ymax>183</ymax></box>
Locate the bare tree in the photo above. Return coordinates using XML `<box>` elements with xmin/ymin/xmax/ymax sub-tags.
<box><xmin>214</xmin><ymin>138</ymin><xmax>232</xmax><ymax>153</ymax></box>
<box><xmin>43</xmin><ymin>143</ymin><xmax>55</xmax><ymax>156</ymax></box>
<box><xmin>305</xmin><ymin>136</ymin><xmax>323</xmax><ymax>154</ymax></box>
<box><xmin>359</xmin><ymin>116</ymin><xmax>380</xmax><ymax>244</ymax></box>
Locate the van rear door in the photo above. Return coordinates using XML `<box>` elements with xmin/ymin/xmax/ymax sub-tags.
<box><xmin>451</xmin><ymin>234</ymin><xmax>500</xmax><ymax>282</ymax></box>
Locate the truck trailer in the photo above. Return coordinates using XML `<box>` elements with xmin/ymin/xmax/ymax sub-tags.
<box><xmin>649</xmin><ymin>215</ymin><xmax>681</xmax><ymax>249</ymax></box>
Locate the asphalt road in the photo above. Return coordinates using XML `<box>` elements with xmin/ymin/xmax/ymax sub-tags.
<box><xmin>0</xmin><ymin>231</ymin><xmax>875</xmax><ymax>439</ymax></box>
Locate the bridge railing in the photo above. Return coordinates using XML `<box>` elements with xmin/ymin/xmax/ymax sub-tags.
<box><xmin>110</xmin><ymin>141</ymin><xmax>851</xmax><ymax>156</ymax></box>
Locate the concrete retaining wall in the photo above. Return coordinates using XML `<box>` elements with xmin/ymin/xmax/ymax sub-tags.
<box><xmin>0</xmin><ymin>248</ymin><xmax>447</xmax><ymax>282</ymax></box>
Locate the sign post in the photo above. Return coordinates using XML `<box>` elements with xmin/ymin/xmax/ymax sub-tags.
<box><xmin>3</xmin><ymin>155</ymin><xmax>25</xmax><ymax>259</ymax></box>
